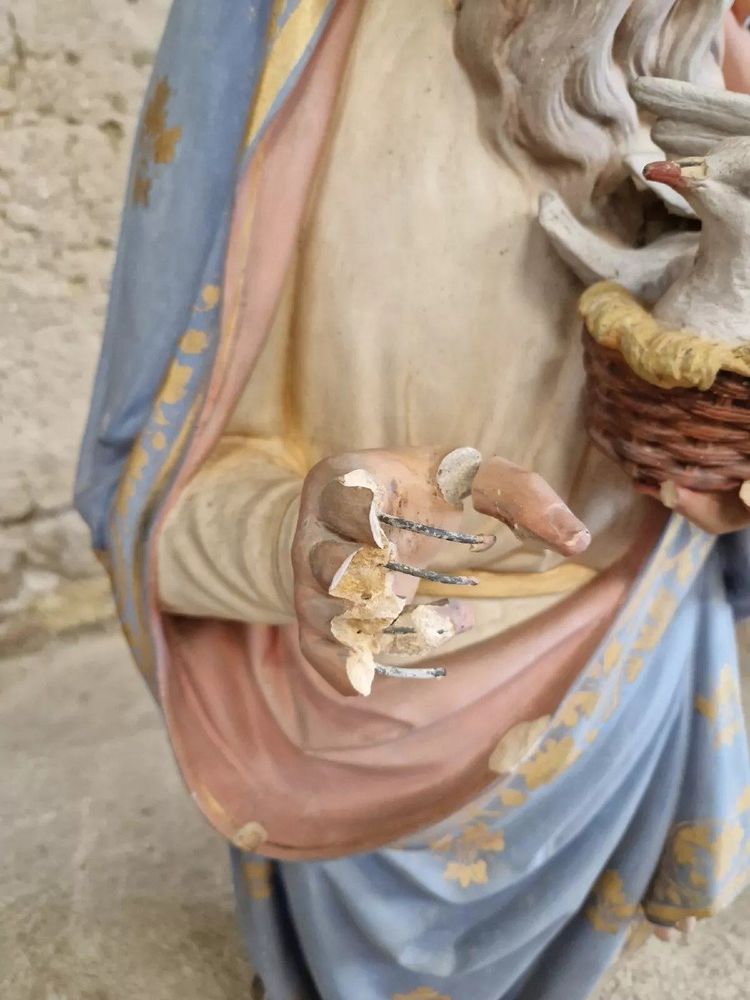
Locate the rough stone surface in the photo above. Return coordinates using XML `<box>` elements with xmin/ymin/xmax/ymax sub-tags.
<box><xmin>0</xmin><ymin>547</ymin><xmax>22</xmax><ymax>602</ymax></box>
<box><xmin>25</xmin><ymin>509</ymin><xmax>102</xmax><ymax>579</ymax></box>
<box><xmin>1</xmin><ymin>632</ymin><xmax>749</xmax><ymax>999</ymax></box>
<box><xmin>0</xmin><ymin>0</ymin><xmax>170</xmax><ymax>648</ymax></box>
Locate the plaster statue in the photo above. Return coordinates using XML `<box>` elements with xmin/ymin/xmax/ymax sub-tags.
<box><xmin>75</xmin><ymin>2</ymin><xmax>750</xmax><ymax>997</ymax></box>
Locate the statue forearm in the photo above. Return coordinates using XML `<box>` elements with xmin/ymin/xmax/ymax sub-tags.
<box><xmin>157</xmin><ymin>437</ymin><xmax>301</xmax><ymax>624</ymax></box>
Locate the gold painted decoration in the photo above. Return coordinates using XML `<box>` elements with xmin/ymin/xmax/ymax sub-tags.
<box><xmin>646</xmin><ymin>814</ymin><xmax>750</xmax><ymax>922</ymax></box>
<box><xmin>580</xmin><ymin>282</ymin><xmax>750</xmax><ymax>390</ymax></box>
<box><xmin>517</xmin><ymin>736</ymin><xmax>581</xmax><ymax>791</ymax></box>
<box><xmin>431</xmin><ymin>821</ymin><xmax>505</xmax><ymax>888</ymax></box>
<box><xmin>633</xmin><ymin>589</ymin><xmax>678</xmax><ymax>653</ymax></box>
<box><xmin>736</xmin><ymin>787</ymin><xmax>750</xmax><ymax>814</ymax></box>
<box><xmin>181</xmin><ymin>329</ymin><xmax>211</xmax><ymax>354</ymax></box>
<box><xmin>695</xmin><ymin>665</ymin><xmax>745</xmax><ymax>748</ymax></box>
<box><xmin>558</xmin><ymin>691</ymin><xmax>600</xmax><ymax>729</ymax></box>
<box><xmin>586</xmin><ymin>870</ymin><xmax>639</xmax><ymax>934</ymax></box>
<box><xmin>244</xmin><ymin>860</ymin><xmax>273</xmax><ymax>901</ymax></box>
<box><xmin>195</xmin><ymin>284</ymin><xmax>221</xmax><ymax>313</ymax></box>
<box><xmin>132</xmin><ymin>77</ymin><xmax>183</xmax><ymax>207</ymax></box>
<box><xmin>498</xmin><ymin>787</ymin><xmax>527</xmax><ymax>808</ymax></box>
<box><xmin>489</xmin><ymin>717</ymin><xmax>551</xmax><ymax>775</ymax></box>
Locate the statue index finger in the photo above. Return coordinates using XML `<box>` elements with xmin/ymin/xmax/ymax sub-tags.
<box><xmin>472</xmin><ymin>457</ymin><xmax>591</xmax><ymax>558</ymax></box>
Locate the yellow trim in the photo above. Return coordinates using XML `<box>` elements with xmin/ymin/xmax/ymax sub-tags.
<box><xmin>244</xmin><ymin>0</ymin><xmax>331</xmax><ymax>149</ymax></box>
<box><xmin>417</xmin><ymin>563</ymin><xmax>597</xmax><ymax>600</ymax></box>
<box><xmin>580</xmin><ymin>281</ymin><xmax>750</xmax><ymax>390</ymax></box>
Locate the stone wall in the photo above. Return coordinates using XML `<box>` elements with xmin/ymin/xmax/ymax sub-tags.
<box><xmin>0</xmin><ymin>0</ymin><xmax>170</xmax><ymax>654</ymax></box>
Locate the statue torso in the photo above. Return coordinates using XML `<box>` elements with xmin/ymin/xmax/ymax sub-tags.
<box><xmin>231</xmin><ymin>0</ymin><xmax>649</xmax><ymax>573</ymax></box>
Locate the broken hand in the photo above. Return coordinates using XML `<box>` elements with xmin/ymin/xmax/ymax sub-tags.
<box><xmin>292</xmin><ymin>447</ymin><xmax>590</xmax><ymax>696</ymax></box>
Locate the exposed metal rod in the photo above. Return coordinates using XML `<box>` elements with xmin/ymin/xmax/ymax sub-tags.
<box><xmin>374</xmin><ymin>664</ymin><xmax>447</xmax><ymax>680</ymax></box>
<box><xmin>385</xmin><ymin>562</ymin><xmax>478</xmax><ymax>587</ymax></box>
<box><xmin>378</xmin><ymin>513</ymin><xmax>494</xmax><ymax>550</ymax></box>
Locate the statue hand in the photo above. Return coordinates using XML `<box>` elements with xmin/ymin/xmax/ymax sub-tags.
<box><xmin>292</xmin><ymin>448</ymin><xmax>590</xmax><ymax>695</ymax></box>
<box><xmin>631</xmin><ymin>76</ymin><xmax>750</xmax><ymax>157</ymax></box>
<box><xmin>292</xmin><ymin>446</ymin><xmax>475</xmax><ymax>694</ymax></box>
<box><xmin>648</xmin><ymin>481</ymin><xmax>750</xmax><ymax>535</ymax></box>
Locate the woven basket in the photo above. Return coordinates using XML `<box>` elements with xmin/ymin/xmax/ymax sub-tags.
<box><xmin>583</xmin><ymin>331</ymin><xmax>750</xmax><ymax>492</ymax></box>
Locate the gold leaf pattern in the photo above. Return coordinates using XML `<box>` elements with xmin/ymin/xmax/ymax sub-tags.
<box><xmin>601</xmin><ymin>640</ymin><xmax>622</xmax><ymax>676</ymax></box>
<box><xmin>736</xmin><ymin>787</ymin><xmax>750</xmax><ymax>814</ymax></box>
<box><xmin>116</xmin><ymin>443</ymin><xmax>148</xmax><ymax>514</ymax></box>
<box><xmin>432</xmin><ymin>821</ymin><xmax>505</xmax><ymax>888</ymax></box>
<box><xmin>518</xmin><ymin>736</ymin><xmax>581</xmax><ymax>790</ymax></box>
<box><xmin>181</xmin><ymin>329</ymin><xmax>210</xmax><ymax>354</ymax></box>
<box><xmin>626</xmin><ymin>655</ymin><xmax>645</xmax><ymax>683</ymax></box>
<box><xmin>243</xmin><ymin>860</ymin><xmax>273</xmax><ymax>901</ymax></box>
<box><xmin>444</xmin><ymin>860</ymin><xmax>488</xmax><ymax>888</ymax></box>
<box><xmin>153</xmin><ymin>126</ymin><xmax>182</xmax><ymax>164</ymax></box>
<box><xmin>634</xmin><ymin>589</ymin><xmax>678</xmax><ymax>652</ymax></box>
<box><xmin>160</xmin><ymin>360</ymin><xmax>193</xmax><ymax>406</ymax></box>
<box><xmin>132</xmin><ymin>77</ymin><xmax>182</xmax><ymax>208</ymax></box>
<box><xmin>132</xmin><ymin>173</ymin><xmax>152</xmax><ymax>208</ymax></box>
<box><xmin>195</xmin><ymin>284</ymin><xmax>221</xmax><ymax>313</ymax></box>
<box><xmin>714</xmin><ymin>823</ymin><xmax>745</xmax><ymax>881</ymax></box>
<box><xmin>499</xmin><ymin>787</ymin><xmax>527</xmax><ymax>808</ymax></box>
<box><xmin>647</xmin><ymin>813</ymin><xmax>750</xmax><ymax>922</ymax></box>
<box><xmin>143</xmin><ymin>78</ymin><xmax>171</xmax><ymax>136</ymax></box>
<box><xmin>558</xmin><ymin>690</ymin><xmax>599</xmax><ymax>728</ymax></box>
<box><xmin>586</xmin><ymin>869</ymin><xmax>638</xmax><ymax>934</ymax></box>
<box><xmin>695</xmin><ymin>665</ymin><xmax>744</xmax><ymax>748</ymax></box>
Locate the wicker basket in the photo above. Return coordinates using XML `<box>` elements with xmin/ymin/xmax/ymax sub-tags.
<box><xmin>583</xmin><ymin>331</ymin><xmax>750</xmax><ymax>492</ymax></box>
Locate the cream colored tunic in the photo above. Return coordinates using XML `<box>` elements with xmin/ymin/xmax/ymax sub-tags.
<box><xmin>157</xmin><ymin>0</ymin><xmax>649</xmax><ymax>632</ymax></box>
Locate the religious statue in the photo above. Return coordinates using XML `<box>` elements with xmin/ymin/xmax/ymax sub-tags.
<box><xmin>75</xmin><ymin>2</ymin><xmax>750</xmax><ymax>998</ymax></box>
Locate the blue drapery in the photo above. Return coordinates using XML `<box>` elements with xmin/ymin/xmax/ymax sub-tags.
<box><xmin>232</xmin><ymin>520</ymin><xmax>750</xmax><ymax>999</ymax></box>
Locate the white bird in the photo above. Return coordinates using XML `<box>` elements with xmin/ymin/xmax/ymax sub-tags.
<box><xmin>643</xmin><ymin>136</ymin><xmax>750</xmax><ymax>345</ymax></box>
<box><xmin>540</xmin><ymin>77</ymin><xmax>750</xmax><ymax>347</ymax></box>
<box><xmin>538</xmin><ymin>189</ymin><xmax>698</xmax><ymax>304</ymax></box>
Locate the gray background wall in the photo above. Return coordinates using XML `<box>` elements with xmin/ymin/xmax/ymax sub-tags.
<box><xmin>0</xmin><ymin>0</ymin><xmax>170</xmax><ymax>653</ymax></box>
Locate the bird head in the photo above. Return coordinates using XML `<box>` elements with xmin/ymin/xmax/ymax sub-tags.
<box><xmin>643</xmin><ymin>157</ymin><xmax>705</xmax><ymax>191</ymax></box>
<box><xmin>643</xmin><ymin>137</ymin><xmax>750</xmax><ymax>222</ymax></box>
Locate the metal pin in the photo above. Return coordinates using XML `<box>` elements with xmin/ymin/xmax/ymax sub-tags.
<box><xmin>378</xmin><ymin>513</ymin><xmax>494</xmax><ymax>551</ymax></box>
<box><xmin>374</xmin><ymin>664</ymin><xmax>447</xmax><ymax>680</ymax></box>
<box><xmin>383</xmin><ymin>625</ymin><xmax>447</xmax><ymax>636</ymax></box>
<box><xmin>385</xmin><ymin>562</ymin><xmax>478</xmax><ymax>587</ymax></box>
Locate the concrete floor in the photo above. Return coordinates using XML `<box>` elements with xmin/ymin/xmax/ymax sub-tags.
<box><xmin>1</xmin><ymin>633</ymin><xmax>749</xmax><ymax>1000</ymax></box>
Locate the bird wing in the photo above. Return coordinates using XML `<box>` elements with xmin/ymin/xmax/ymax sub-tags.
<box><xmin>538</xmin><ymin>191</ymin><xmax>698</xmax><ymax>303</ymax></box>
<box><xmin>631</xmin><ymin>77</ymin><xmax>750</xmax><ymax>157</ymax></box>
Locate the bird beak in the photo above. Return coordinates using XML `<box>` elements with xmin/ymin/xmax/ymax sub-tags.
<box><xmin>643</xmin><ymin>157</ymin><xmax>707</xmax><ymax>191</ymax></box>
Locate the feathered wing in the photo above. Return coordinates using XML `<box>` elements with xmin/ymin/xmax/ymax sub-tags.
<box><xmin>538</xmin><ymin>191</ymin><xmax>698</xmax><ymax>302</ymax></box>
